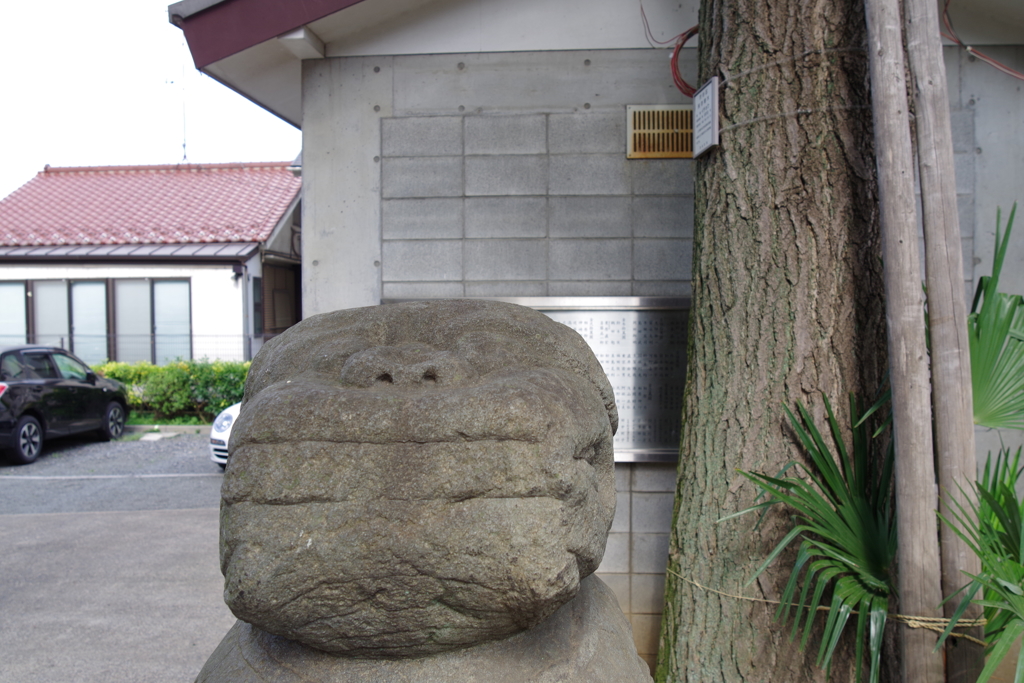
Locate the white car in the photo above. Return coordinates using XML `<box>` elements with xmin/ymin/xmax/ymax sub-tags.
<box><xmin>209</xmin><ymin>402</ymin><xmax>241</xmax><ymax>469</ymax></box>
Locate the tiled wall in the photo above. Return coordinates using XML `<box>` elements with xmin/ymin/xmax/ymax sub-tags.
<box><xmin>378</xmin><ymin>112</ymin><xmax>694</xmax><ymax>300</ymax></box>
<box><xmin>595</xmin><ymin>461</ymin><xmax>677</xmax><ymax>672</ymax></box>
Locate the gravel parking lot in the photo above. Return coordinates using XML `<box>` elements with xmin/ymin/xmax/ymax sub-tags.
<box><xmin>0</xmin><ymin>434</ymin><xmax>236</xmax><ymax>683</ymax></box>
<box><xmin>0</xmin><ymin>433</ymin><xmax>224</xmax><ymax>515</ymax></box>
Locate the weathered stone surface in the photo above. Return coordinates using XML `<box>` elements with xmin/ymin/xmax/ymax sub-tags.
<box><xmin>197</xmin><ymin>575</ymin><xmax>653</xmax><ymax>683</ymax></box>
<box><xmin>221</xmin><ymin>300</ymin><xmax>619</xmax><ymax>657</ymax></box>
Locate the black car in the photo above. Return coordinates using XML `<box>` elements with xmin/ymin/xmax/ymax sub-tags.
<box><xmin>0</xmin><ymin>345</ymin><xmax>130</xmax><ymax>464</ymax></box>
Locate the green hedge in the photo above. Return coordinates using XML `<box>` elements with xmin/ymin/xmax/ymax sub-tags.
<box><xmin>93</xmin><ymin>359</ymin><xmax>249</xmax><ymax>422</ymax></box>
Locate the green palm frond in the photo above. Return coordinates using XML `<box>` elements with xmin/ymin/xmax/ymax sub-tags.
<box><xmin>725</xmin><ymin>393</ymin><xmax>895</xmax><ymax>683</ymax></box>
<box><xmin>939</xmin><ymin>447</ymin><xmax>1024</xmax><ymax>683</ymax></box>
<box><xmin>970</xmin><ymin>203</ymin><xmax>1024</xmax><ymax>429</ymax></box>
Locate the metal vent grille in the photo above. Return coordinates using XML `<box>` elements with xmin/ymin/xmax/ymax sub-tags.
<box><xmin>627</xmin><ymin>105</ymin><xmax>694</xmax><ymax>159</ymax></box>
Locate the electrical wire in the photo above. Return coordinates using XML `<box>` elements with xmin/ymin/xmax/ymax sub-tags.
<box><xmin>941</xmin><ymin>0</ymin><xmax>1024</xmax><ymax>82</ymax></box>
<box><xmin>180</xmin><ymin>37</ymin><xmax>190</xmax><ymax>163</ymax></box>
<box><xmin>644</xmin><ymin>0</ymin><xmax>1023</xmax><ymax>98</ymax></box>
<box><xmin>639</xmin><ymin>0</ymin><xmax>699</xmax><ymax>97</ymax></box>
<box><xmin>639</xmin><ymin>0</ymin><xmax>679</xmax><ymax>46</ymax></box>
<box><xmin>671</xmin><ymin>26</ymin><xmax>700</xmax><ymax>97</ymax></box>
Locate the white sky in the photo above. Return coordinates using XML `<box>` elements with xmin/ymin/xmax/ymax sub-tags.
<box><xmin>0</xmin><ymin>0</ymin><xmax>302</xmax><ymax>199</ymax></box>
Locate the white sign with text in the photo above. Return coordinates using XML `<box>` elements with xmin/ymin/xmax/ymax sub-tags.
<box><xmin>693</xmin><ymin>77</ymin><xmax>719</xmax><ymax>158</ymax></box>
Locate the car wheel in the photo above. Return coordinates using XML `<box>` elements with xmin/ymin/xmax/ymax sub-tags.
<box><xmin>11</xmin><ymin>416</ymin><xmax>43</xmax><ymax>465</ymax></box>
<box><xmin>97</xmin><ymin>402</ymin><xmax>126</xmax><ymax>441</ymax></box>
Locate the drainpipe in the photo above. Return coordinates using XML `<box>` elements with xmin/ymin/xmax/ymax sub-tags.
<box><xmin>234</xmin><ymin>262</ymin><xmax>250</xmax><ymax>361</ymax></box>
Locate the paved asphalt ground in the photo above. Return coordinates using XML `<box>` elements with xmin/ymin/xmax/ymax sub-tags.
<box><xmin>0</xmin><ymin>433</ymin><xmax>237</xmax><ymax>683</ymax></box>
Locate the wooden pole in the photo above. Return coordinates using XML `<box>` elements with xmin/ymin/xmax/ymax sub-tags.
<box><xmin>902</xmin><ymin>0</ymin><xmax>984</xmax><ymax>679</ymax></box>
<box><xmin>863</xmin><ymin>0</ymin><xmax>945</xmax><ymax>680</ymax></box>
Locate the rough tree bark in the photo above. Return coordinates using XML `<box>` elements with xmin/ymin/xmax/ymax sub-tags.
<box><xmin>655</xmin><ymin>0</ymin><xmax>889</xmax><ymax>680</ymax></box>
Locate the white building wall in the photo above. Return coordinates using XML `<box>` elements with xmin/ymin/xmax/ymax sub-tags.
<box><xmin>320</xmin><ymin>0</ymin><xmax>698</xmax><ymax>57</ymax></box>
<box><xmin>0</xmin><ymin>263</ymin><xmax>248</xmax><ymax>361</ymax></box>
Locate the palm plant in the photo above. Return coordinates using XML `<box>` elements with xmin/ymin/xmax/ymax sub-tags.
<box><xmin>939</xmin><ymin>447</ymin><xmax>1024</xmax><ymax>682</ymax></box>
<box><xmin>724</xmin><ymin>394</ymin><xmax>896</xmax><ymax>683</ymax></box>
<box><xmin>970</xmin><ymin>203</ymin><xmax>1024</xmax><ymax>429</ymax></box>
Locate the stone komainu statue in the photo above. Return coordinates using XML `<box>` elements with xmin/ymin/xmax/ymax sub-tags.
<box><xmin>197</xmin><ymin>299</ymin><xmax>653</xmax><ymax>683</ymax></box>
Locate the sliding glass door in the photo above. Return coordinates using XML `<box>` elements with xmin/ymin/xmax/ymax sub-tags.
<box><xmin>153</xmin><ymin>280</ymin><xmax>191</xmax><ymax>363</ymax></box>
<box><xmin>70</xmin><ymin>281</ymin><xmax>108</xmax><ymax>365</ymax></box>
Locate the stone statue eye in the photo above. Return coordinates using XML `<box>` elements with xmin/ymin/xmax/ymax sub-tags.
<box><xmin>455</xmin><ymin>332</ymin><xmax>522</xmax><ymax>374</ymax></box>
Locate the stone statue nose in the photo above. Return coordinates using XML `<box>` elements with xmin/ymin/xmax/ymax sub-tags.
<box><xmin>339</xmin><ymin>344</ymin><xmax>476</xmax><ymax>388</ymax></box>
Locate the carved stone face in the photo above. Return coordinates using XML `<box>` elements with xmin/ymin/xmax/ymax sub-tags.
<box><xmin>220</xmin><ymin>300</ymin><xmax>617</xmax><ymax>658</ymax></box>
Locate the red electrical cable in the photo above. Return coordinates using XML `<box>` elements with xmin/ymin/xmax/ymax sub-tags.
<box><xmin>670</xmin><ymin>25</ymin><xmax>700</xmax><ymax>97</ymax></box>
<box><xmin>639</xmin><ymin>1</ymin><xmax>700</xmax><ymax>97</ymax></box>
<box><xmin>941</xmin><ymin>0</ymin><xmax>1024</xmax><ymax>82</ymax></box>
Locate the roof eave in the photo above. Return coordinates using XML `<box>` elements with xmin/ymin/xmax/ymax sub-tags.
<box><xmin>0</xmin><ymin>242</ymin><xmax>262</xmax><ymax>264</ymax></box>
<box><xmin>197</xmin><ymin>66</ymin><xmax>301</xmax><ymax>129</ymax></box>
<box><xmin>170</xmin><ymin>0</ymin><xmax>368</xmax><ymax>69</ymax></box>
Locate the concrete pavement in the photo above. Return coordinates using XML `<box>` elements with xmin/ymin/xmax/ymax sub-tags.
<box><xmin>0</xmin><ymin>435</ymin><xmax>235</xmax><ymax>683</ymax></box>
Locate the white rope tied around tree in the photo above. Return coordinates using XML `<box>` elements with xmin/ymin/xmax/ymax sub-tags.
<box><xmin>666</xmin><ymin>567</ymin><xmax>987</xmax><ymax>647</ymax></box>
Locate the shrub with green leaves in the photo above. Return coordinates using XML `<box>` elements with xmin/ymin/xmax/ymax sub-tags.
<box><xmin>725</xmin><ymin>394</ymin><xmax>896</xmax><ymax>683</ymax></box>
<box><xmin>93</xmin><ymin>358</ymin><xmax>249</xmax><ymax>422</ymax></box>
<box><xmin>970</xmin><ymin>203</ymin><xmax>1024</xmax><ymax>429</ymax></box>
<box><xmin>93</xmin><ymin>360</ymin><xmax>159</xmax><ymax>387</ymax></box>
<box><xmin>92</xmin><ymin>360</ymin><xmax>159</xmax><ymax>409</ymax></box>
<box><xmin>939</xmin><ymin>447</ymin><xmax>1024</xmax><ymax>683</ymax></box>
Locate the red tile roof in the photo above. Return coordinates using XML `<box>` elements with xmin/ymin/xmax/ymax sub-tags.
<box><xmin>0</xmin><ymin>162</ymin><xmax>301</xmax><ymax>247</ymax></box>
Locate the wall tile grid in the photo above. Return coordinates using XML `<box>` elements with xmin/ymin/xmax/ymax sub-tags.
<box><xmin>595</xmin><ymin>462</ymin><xmax>677</xmax><ymax>672</ymax></box>
<box><xmin>379</xmin><ymin>112</ymin><xmax>695</xmax><ymax>300</ymax></box>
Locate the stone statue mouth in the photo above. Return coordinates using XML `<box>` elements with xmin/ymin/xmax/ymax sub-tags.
<box><xmin>221</xmin><ymin>438</ymin><xmax>608</xmax><ymax>507</ymax></box>
<box><xmin>221</xmin><ymin>366</ymin><xmax>613</xmax><ymax>508</ymax></box>
<box><xmin>230</xmin><ymin>366</ymin><xmax>610</xmax><ymax>448</ymax></box>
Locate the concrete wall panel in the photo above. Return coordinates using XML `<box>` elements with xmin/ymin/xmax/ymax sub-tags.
<box><xmin>464</xmin><ymin>281</ymin><xmax>548</xmax><ymax>297</ymax></box>
<box><xmin>465</xmin><ymin>155</ymin><xmax>548</xmax><ymax>196</ymax></box>
<box><xmin>632</xmin><ymin>281</ymin><xmax>692</xmax><ymax>297</ymax></box>
<box><xmin>949</xmin><ymin>108</ymin><xmax>975</xmax><ymax>153</ymax></box>
<box><xmin>465</xmin><ymin>197</ymin><xmax>547</xmax><ymax>238</ymax></box>
<box><xmin>550</xmin><ymin>196</ymin><xmax>631</xmax><ymax>238</ymax></box>
<box><xmin>633</xmin><ymin>158</ymin><xmax>695</xmax><ymax>195</ymax></box>
<box><xmin>464</xmin><ymin>239</ymin><xmax>547</xmax><ymax>280</ymax></box>
<box><xmin>465</xmin><ymin>115</ymin><xmax>547</xmax><ymax>155</ymax></box>
<box><xmin>392</xmin><ymin>50</ymin><xmax>696</xmax><ymax>116</ymax></box>
<box><xmin>550</xmin><ymin>239</ymin><xmax>632</xmax><ymax>280</ymax></box>
<box><xmin>382</xmin><ymin>157</ymin><xmax>464</xmax><ymax>198</ymax></box>
<box><xmin>549</xmin><ymin>112</ymin><xmax>626</xmax><ymax>154</ymax></box>
<box><xmin>549</xmin><ymin>154</ymin><xmax>630</xmax><ymax>195</ymax></box>
<box><xmin>323</xmin><ymin>0</ymin><xmax>697</xmax><ymax>57</ymax></box>
<box><xmin>382</xmin><ymin>281</ymin><xmax>465</xmax><ymax>299</ymax></box>
<box><xmin>965</xmin><ymin>46</ymin><xmax>1024</xmax><ymax>294</ymax></box>
<box><xmin>382</xmin><ymin>240</ymin><xmax>463</xmax><ymax>281</ymax></box>
<box><xmin>632</xmin><ymin>197</ymin><xmax>695</xmax><ymax>238</ymax></box>
<box><xmin>382</xmin><ymin>116</ymin><xmax>463</xmax><ymax>156</ymax></box>
<box><xmin>635</xmin><ymin>239</ymin><xmax>692</xmax><ymax>280</ymax></box>
<box><xmin>302</xmin><ymin>58</ymin><xmax>392</xmax><ymax>313</ymax></box>
<box><xmin>382</xmin><ymin>198</ymin><xmax>463</xmax><ymax>239</ymax></box>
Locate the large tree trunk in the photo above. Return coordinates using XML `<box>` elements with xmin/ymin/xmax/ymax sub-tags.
<box><xmin>656</xmin><ymin>0</ymin><xmax>888</xmax><ymax>680</ymax></box>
